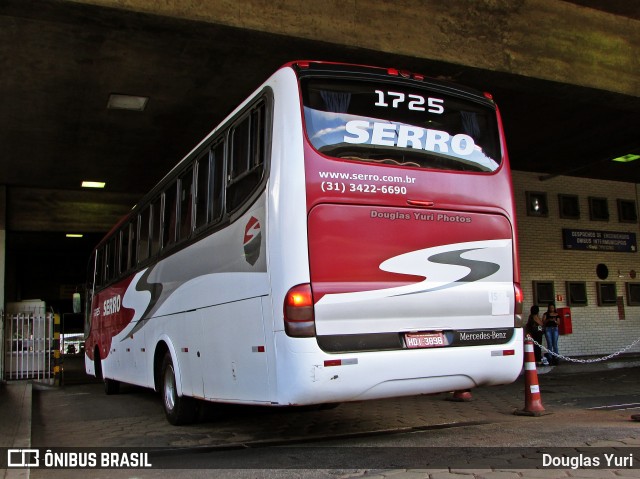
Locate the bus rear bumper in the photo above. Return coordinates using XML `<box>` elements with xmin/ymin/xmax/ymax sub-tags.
<box><xmin>273</xmin><ymin>328</ymin><xmax>523</xmax><ymax>405</ymax></box>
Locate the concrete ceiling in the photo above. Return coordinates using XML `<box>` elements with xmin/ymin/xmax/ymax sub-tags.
<box><xmin>1</xmin><ymin>0</ymin><xmax>639</xmax><ymax>304</ymax></box>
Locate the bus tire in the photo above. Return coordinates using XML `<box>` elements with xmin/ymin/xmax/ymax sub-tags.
<box><xmin>104</xmin><ymin>377</ymin><xmax>120</xmax><ymax>395</ymax></box>
<box><xmin>161</xmin><ymin>351</ymin><xmax>197</xmax><ymax>425</ymax></box>
<box><xmin>94</xmin><ymin>351</ymin><xmax>103</xmax><ymax>380</ymax></box>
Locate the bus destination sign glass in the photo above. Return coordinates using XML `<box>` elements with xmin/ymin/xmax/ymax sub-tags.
<box><xmin>562</xmin><ymin>229</ymin><xmax>637</xmax><ymax>253</ymax></box>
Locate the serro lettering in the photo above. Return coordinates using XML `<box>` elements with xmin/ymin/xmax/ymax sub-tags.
<box><xmin>344</xmin><ymin>121</ymin><xmax>475</xmax><ymax>156</ymax></box>
<box><xmin>102</xmin><ymin>295</ymin><xmax>121</xmax><ymax>317</ymax></box>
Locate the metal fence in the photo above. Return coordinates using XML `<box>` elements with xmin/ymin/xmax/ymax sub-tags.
<box><xmin>3</xmin><ymin>313</ymin><xmax>54</xmax><ymax>381</ymax></box>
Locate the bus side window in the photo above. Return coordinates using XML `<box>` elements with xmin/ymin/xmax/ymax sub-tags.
<box><xmin>103</xmin><ymin>243</ymin><xmax>109</xmax><ymax>283</ymax></box>
<box><xmin>138</xmin><ymin>206</ymin><xmax>151</xmax><ymax>263</ymax></box>
<box><xmin>129</xmin><ymin>221</ymin><xmax>137</xmax><ymax>268</ymax></box>
<box><xmin>210</xmin><ymin>141</ymin><xmax>224</xmax><ymax>222</ymax></box>
<box><xmin>231</xmin><ymin>116</ymin><xmax>250</xmax><ymax>179</ymax></box>
<box><xmin>120</xmin><ymin>225</ymin><xmax>129</xmax><ymax>274</ymax></box>
<box><xmin>178</xmin><ymin>167</ymin><xmax>194</xmax><ymax>241</ymax></box>
<box><xmin>194</xmin><ymin>152</ymin><xmax>210</xmax><ymax>230</ymax></box>
<box><xmin>85</xmin><ymin>252</ymin><xmax>96</xmax><ymax>337</ymax></box>
<box><xmin>95</xmin><ymin>247</ymin><xmax>104</xmax><ymax>289</ymax></box>
<box><xmin>227</xmin><ymin>102</ymin><xmax>265</xmax><ymax>212</ymax></box>
<box><xmin>150</xmin><ymin>197</ymin><xmax>162</xmax><ymax>257</ymax></box>
<box><xmin>103</xmin><ymin>237</ymin><xmax>117</xmax><ymax>284</ymax></box>
<box><xmin>163</xmin><ymin>182</ymin><xmax>178</xmax><ymax>249</ymax></box>
<box><xmin>251</xmin><ymin>103</ymin><xmax>265</xmax><ymax>170</ymax></box>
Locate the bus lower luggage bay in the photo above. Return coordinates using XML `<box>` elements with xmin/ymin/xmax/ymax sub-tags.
<box><xmin>84</xmin><ymin>61</ymin><xmax>523</xmax><ymax>425</ymax></box>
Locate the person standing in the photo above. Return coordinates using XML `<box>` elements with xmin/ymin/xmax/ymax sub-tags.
<box><xmin>526</xmin><ymin>305</ymin><xmax>545</xmax><ymax>365</ymax></box>
<box><xmin>543</xmin><ymin>303</ymin><xmax>560</xmax><ymax>365</ymax></box>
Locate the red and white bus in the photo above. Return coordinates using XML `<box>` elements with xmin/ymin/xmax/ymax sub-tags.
<box><xmin>85</xmin><ymin>61</ymin><xmax>523</xmax><ymax>425</ymax></box>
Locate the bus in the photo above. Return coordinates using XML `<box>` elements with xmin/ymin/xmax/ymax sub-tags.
<box><xmin>85</xmin><ymin>61</ymin><xmax>523</xmax><ymax>425</ymax></box>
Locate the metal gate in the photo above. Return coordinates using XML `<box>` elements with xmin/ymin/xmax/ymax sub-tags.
<box><xmin>3</xmin><ymin>313</ymin><xmax>54</xmax><ymax>381</ymax></box>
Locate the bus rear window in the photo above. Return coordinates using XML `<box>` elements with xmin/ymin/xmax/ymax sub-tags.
<box><xmin>301</xmin><ymin>78</ymin><xmax>501</xmax><ymax>172</ymax></box>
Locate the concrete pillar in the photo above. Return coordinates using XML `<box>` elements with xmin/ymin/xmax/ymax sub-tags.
<box><xmin>0</xmin><ymin>185</ymin><xmax>5</xmax><ymax>380</ymax></box>
<box><xmin>0</xmin><ymin>185</ymin><xmax>5</xmax><ymax>311</ymax></box>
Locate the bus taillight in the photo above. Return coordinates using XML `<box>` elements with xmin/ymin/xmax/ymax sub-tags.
<box><xmin>284</xmin><ymin>284</ymin><xmax>316</xmax><ymax>337</ymax></box>
<box><xmin>514</xmin><ymin>282</ymin><xmax>524</xmax><ymax>328</ymax></box>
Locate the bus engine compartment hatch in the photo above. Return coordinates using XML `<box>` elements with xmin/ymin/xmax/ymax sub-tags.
<box><xmin>307</xmin><ymin>203</ymin><xmax>515</xmax><ymax>337</ymax></box>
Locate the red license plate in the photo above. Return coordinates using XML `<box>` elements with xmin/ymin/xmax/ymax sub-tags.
<box><xmin>405</xmin><ymin>332</ymin><xmax>446</xmax><ymax>349</ymax></box>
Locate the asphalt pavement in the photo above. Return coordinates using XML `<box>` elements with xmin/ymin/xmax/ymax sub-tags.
<box><xmin>3</xmin><ymin>355</ymin><xmax>640</xmax><ymax>478</ymax></box>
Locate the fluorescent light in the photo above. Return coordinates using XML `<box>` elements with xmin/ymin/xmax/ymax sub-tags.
<box><xmin>107</xmin><ymin>93</ymin><xmax>149</xmax><ymax>111</ymax></box>
<box><xmin>66</xmin><ymin>234</ymin><xmax>83</xmax><ymax>238</ymax></box>
<box><xmin>612</xmin><ymin>154</ymin><xmax>640</xmax><ymax>163</ymax></box>
<box><xmin>81</xmin><ymin>181</ymin><xmax>106</xmax><ymax>189</ymax></box>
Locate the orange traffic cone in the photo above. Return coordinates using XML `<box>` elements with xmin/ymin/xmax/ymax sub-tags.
<box><xmin>446</xmin><ymin>389</ymin><xmax>473</xmax><ymax>402</ymax></box>
<box><xmin>514</xmin><ymin>336</ymin><xmax>545</xmax><ymax>416</ymax></box>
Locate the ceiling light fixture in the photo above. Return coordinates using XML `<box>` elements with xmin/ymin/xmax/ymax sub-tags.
<box><xmin>107</xmin><ymin>93</ymin><xmax>149</xmax><ymax>111</ymax></box>
<box><xmin>81</xmin><ymin>181</ymin><xmax>106</xmax><ymax>188</ymax></box>
<box><xmin>66</xmin><ymin>234</ymin><xmax>83</xmax><ymax>238</ymax></box>
<box><xmin>612</xmin><ymin>154</ymin><xmax>640</xmax><ymax>163</ymax></box>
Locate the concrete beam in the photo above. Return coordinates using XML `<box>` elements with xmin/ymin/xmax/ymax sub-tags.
<box><xmin>68</xmin><ymin>0</ymin><xmax>639</xmax><ymax>97</ymax></box>
<box><xmin>7</xmin><ymin>188</ymin><xmax>139</xmax><ymax>233</ymax></box>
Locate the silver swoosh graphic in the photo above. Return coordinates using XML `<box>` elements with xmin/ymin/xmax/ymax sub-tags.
<box><xmin>393</xmin><ymin>247</ymin><xmax>500</xmax><ymax>296</ymax></box>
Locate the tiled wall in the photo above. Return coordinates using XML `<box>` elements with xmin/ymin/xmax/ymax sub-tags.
<box><xmin>512</xmin><ymin>171</ymin><xmax>640</xmax><ymax>358</ymax></box>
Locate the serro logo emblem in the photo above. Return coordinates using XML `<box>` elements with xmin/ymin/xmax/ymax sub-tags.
<box><xmin>243</xmin><ymin>216</ymin><xmax>261</xmax><ymax>265</ymax></box>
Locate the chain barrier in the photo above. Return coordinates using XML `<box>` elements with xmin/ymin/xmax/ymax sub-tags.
<box><xmin>526</xmin><ymin>335</ymin><xmax>640</xmax><ymax>364</ymax></box>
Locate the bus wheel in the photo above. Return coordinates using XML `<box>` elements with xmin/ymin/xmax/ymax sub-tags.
<box><xmin>104</xmin><ymin>377</ymin><xmax>120</xmax><ymax>395</ymax></box>
<box><xmin>94</xmin><ymin>352</ymin><xmax>103</xmax><ymax>381</ymax></box>
<box><xmin>161</xmin><ymin>351</ymin><xmax>197</xmax><ymax>425</ymax></box>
